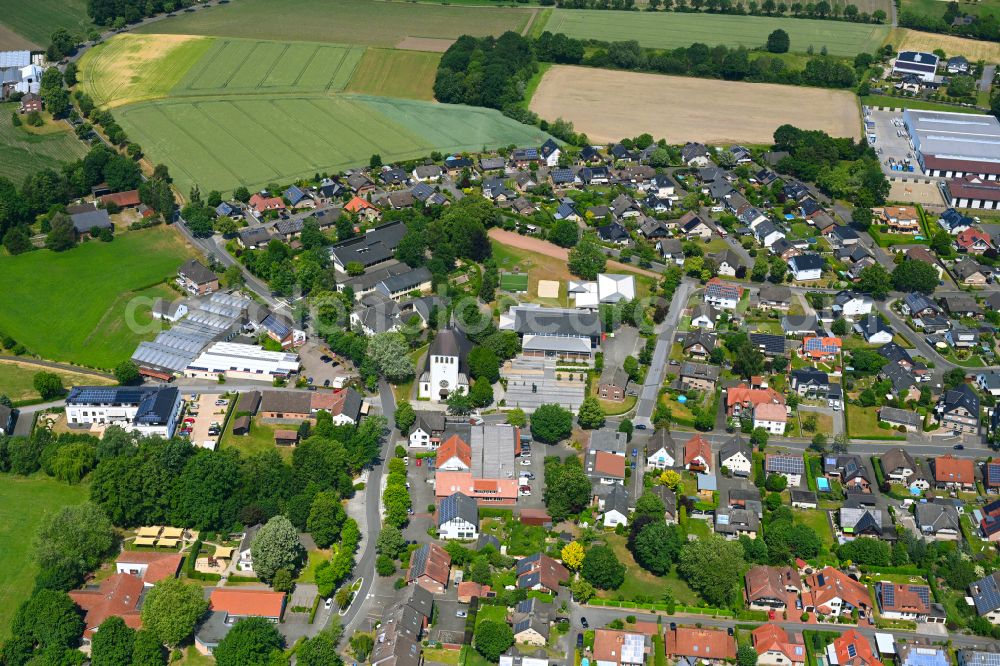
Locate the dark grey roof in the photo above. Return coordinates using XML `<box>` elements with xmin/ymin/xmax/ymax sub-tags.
<box><xmin>239</xmin><ymin>226</ymin><xmax>272</xmax><ymax>246</ymax></box>
<box><xmin>69</xmin><ymin>206</ymin><xmax>112</xmax><ymax>232</ymax></box>
<box><xmin>67</xmin><ymin>386</ymin><xmax>178</xmax><ymax>426</ymax></box>
<box><xmin>790</xmin><ymin>253</ymin><xmax>825</xmax><ymax>271</ymax></box>
<box><xmin>683</xmin><ymin>330</ymin><xmax>717</xmax><ymax>353</ymax></box>
<box><xmin>510</xmin><ymin>307</ymin><xmax>601</xmax><ymax>338</ymax></box>
<box><xmin>792</xmin><ymin>367</ymin><xmax>829</xmax><ymax>387</ymax></box>
<box><xmin>719</xmin><ymin>434</ymin><xmax>750</xmax><ymax>462</ymax></box>
<box><xmin>414</xmin><ymin>410</ymin><xmax>446</xmax><ymax>434</ymax></box>
<box><xmin>605</xmin><ymin>484</ymin><xmax>630</xmax><ymax>514</ymax></box>
<box><xmin>330</xmin><ymin>220</ymin><xmax>406</xmax><ymax>267</ymax></box>
<box><xmin>376</xmin><ymin>266</ymin><xmax>432</xmax><ymax>295</ymax></box>
<box><xmin>178</xmin><ymin>259</ymin><xmax>216</xmax><ymax>285</ymax></box>
<box><xmin>970</xmin><ymin>572</ymin><xmax>1000</xmax><ymax>614</ymax></box>
<box><xmin>879</xmin><ymin>407</ymin><xmax>921</xmax><ymax>427</ymax></box>
<box><xmin>915</xmin><ymin>502</ymin><xmax>960</xmax><ymax>534</ymax></box>
<box><xmin>680</xmin><ymin>362</ymin><xmax>720</xmax><ymax>382</ymax></box>
<box><xmin>940</xmin><ymin>383</ymin><xmax>979</xmax><ymax>415</ymax></box>
<box><xmin>881</xmin><ymin>362</ymin><xmax>916</xmax><ymax>393</ymax></box>
<box><xmin>476</xmin><ymin>534</ymin><xmax>501</xmax><ymax>551</ymax></box>
<box><xmin>857</xmin><ymin>313</ymin><xmax>892</xmax><ymax>339</ymax></box>
<box><xmin>878</xmin><ymin>342</ymin><xmax>913</xmax><ymax>365</ymax></box>
<box><xmin>750</xmin><ymin>333</ymin><xmax>785</xmax><ymax>355</ymax></box>
<box><xmin>758</xmin><ymin>284</ymin><xmax>791</xmax><ymax>304</ymax></box>
<box><xmin>439</xmin><ymin>492</ymin><xmax>478</xmax><ymax>528</ymax></box>
<box><xmin>194</xmin><ymin>611</ymin><xmax>231</xmax><ymax>649</ymax></box>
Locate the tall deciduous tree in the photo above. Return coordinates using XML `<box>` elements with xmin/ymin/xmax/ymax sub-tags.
<box><xmin>582</xmin><ymin>545</ymin><xmax>625</xmax><ymax>589</ymax></box>
<box><xmin>213</xmin><ymin>617</ymin><xmax>284</xmax><ymax>666</ymax></box>
<box><xmin>140</xmin><ymin>578</ymin><xmax>209</xmax><ymax>647</ymax></box>
<box><xmin>367</xmin><ymin>333</ymin><xmax>415</xmax><ymax>382</ymax></box>
<box><xmin>530</xmin><ymin>404</ymin><xmax>573</xmax><ymax>443</ymax></box>
<box><xmin>568</xmin><ymin>232</ymin><xmax>607</xmax><ymax>280</ymax></box>
<box><xmin>91</xmin><ymin>616</ymin><xmax>136</xmax><ymax>666</ymax></box>
<box><xmin>250</xmin><ymin>515</ymin><xmax>305</xmax><ymax>582</ymax></box>
<box><xmin>474</xmin><ymin>620</ymin><xmax>514</xmax><ymax>662</ymax></box>
<box><xmin>306</xmin><ymin>491</ymin><xmax>347</xmax><ymax>549</ymax></box>
<box><xmin>577</xmin><ymin>396</ymin><xmax>605</xmax><ymax>429</ymax></box>
<box><xmin>678</xmin><ymin>535</ymin><xmax>747</xmax><ymax>607</ymax></box>
<box><xmin>34</xmin><ymin>502</ymin><xmax>116</xmax><ymax>590</ymax></box>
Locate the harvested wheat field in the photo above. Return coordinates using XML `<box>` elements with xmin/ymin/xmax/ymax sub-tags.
<box><xmin>529</xmin><ymin>65</ymin><xmax>861</xmax><ymax>144</ymax></box>
<box><xmin>889</xmin><ymin>27</ymin><xmax>1000</xmax><ymax>62</ymax></box>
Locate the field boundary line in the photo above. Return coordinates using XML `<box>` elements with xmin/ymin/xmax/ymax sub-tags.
<box><xmin>312</xmin><ymin>95</ymin><xmax>426</xmax><ymax>155</ymax></box>
<box><xmin>268</xmin><ymin>96</ymin><xmax>354</xmax><ymax>163</ymax></box>
<box><xmin>149</xmin><ymin>101</ymin><xmax>246</xmax><ymax>187</ymax></box>
<box><xmin>293</xmin><ymin>43</ymin><xmax>323</xmax><ymax>88</ymax></box>
<box><xmin>222</xmin><ymin>96</ymin><xmax>324</xmax><ymax>168</ymax></box>
<box><xmin>333</xmin><ymin>46</ymin><xmax>365</xmax><ymax>93</ymax></box>
<box><xmin>323</xmin><ymin>45</ymin><xmax>352</xmax><ymax>93</ymax></box>
<box><xmin>257</xmin><ymin>41</ymin><xmax>291</xmax><ymax>90</ymax></box>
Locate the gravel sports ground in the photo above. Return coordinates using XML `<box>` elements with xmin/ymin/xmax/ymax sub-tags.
<box><xmin>529</xmin><ymin>65</ymin><xmax>862</xmax><ymax>144</ymax></box>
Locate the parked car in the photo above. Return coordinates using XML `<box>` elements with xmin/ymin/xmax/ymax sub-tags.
<box><xmin>520</xmin><ymin>458</ymin><xmax>532</xmax><ymax>466</ymax></box>
<box><xmin>456</xmin><ymin>611</ymin><xmax>467</xmax><ymax>618</ymax></box>
<box><xmin>580</xmin><ymin>617</ymin><xmax>589</xmax><ymax>629</ymax></box>
<box><xmin>324</xmin><ymin>598</ymin><xmax>333</xmax><ymax>610</ymax></box>
<box><xmin>323</xmin><ymin>379</ymin><xmax>331</xmax><ymax>387</ymax></box>
<box><xmin>577</xmin><ymin>634</ymin><xmax>584</xmax><ymax>649</ymax></box>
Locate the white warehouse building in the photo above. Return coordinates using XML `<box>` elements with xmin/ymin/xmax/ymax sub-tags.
<box><xmin>904</xmin><ymin>109</ymin><xmax>1000</xmax><ymax>180</ymax></box>
<box><xmin>183</xmin><ymin>341</ymin><xmax>300</xmax><ymax>380</ymax></box>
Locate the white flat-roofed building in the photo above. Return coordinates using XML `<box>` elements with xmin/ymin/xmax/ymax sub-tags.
<box><xmin>904</xmin><ymin>110</ymin><xmax>1000</xmax><ymax>180</ymax></box>
<box><xmin>184</xmin><ymin>342</ymin><xmax>300</xmax><ymax>380</ymax></box>
<box><xmin>66</xmin><ymin>386</ymin><xmax>182</xmax><ymax>438</ymax></box>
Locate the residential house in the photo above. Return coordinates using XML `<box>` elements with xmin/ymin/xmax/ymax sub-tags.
<box><xmin>413</xmin><ymin>165</ymin><xmax>443</xmax><ymax>183</ymax></box>
<box><xmin>875</xmin><ymin>582</ymin><xmax>940</xmax><ymax>622</ymax></box>
<box><xmin>407</xmin><ymin>543</ymin><xmax>452</xmax><ymax>594</ymax></box>
<box><xmin>902</xmin><ymin>292</ymin><xmax>942</xmax><ymax>320</ymax></box>
<box><xmin>409</xmin><ymin>411</ymin><xmax>446</xmax><ymax>448</ymax></box>
<box><xmin>715</xmin><ymin>507</ymin><xmax>760</xmax><ymax>540</ymax></box>
<box><xmin>680</xmin><ymin>362</ymin><xmax>720</xmax><ymax>392</ymax></box>
<box><xmin>658</xmin><ymin>237</ymin><xmax>684</xmax><ymax>266</ymax></box>
<box><xmin>515</xmin><ymin>553</ymin><xmax>569</xmax><ymax>593</ymax></box>
<box><xmin>939</xmin><ymin>208</ymin><xmax>974</xmax><ymax>235</ymax></box>
<box><xmin>719</xmin><ymin>435</ymin><xmax>752</xmax><ymax>477</ymax></box>
<box><xmin>691</xmin><ymin>303</ymin><xmax>718</xmax><ymax>329</ymax></box>
<box><xmin>986</xmin><ymin>461</ymin><xmax>1000</xmax><ymax>493</ymax></box>
<box><xmin>665</xmin><ymin>626</ymin><xmax>736</xmax><ymax>663</ymax></box>
<box><xmin>791</xmin><ymin>490</ymin><xmax>818</xmax><ymax>509</ymax></box>
<box><xmin>947</xmin><ymin>325</ymin><xmax>980</xmax><ymax>349</ymax></box>
<box><xmin>646</xmin><ymin>430</ymin><xmax>676</xmax><ymax>470</ymax></box>
<box><xmin>705</xmin><ymin>278</ymin><xmax>744</xmax><ymax>310</ymax></box>
<box><xmin>827</xmin><ymin>631</ymin><xmax>883</xmax><ymax>666</ymax></box>
<box><xmin>283</xmin><ymin>185</ymin><xmax>314</xmax><ymax>208</ymax></box>
<box><xmin>765</xmin><ymin>453</ymin><xmax>804</xmax><ymax>486</ymax></box>
<box><xmin>855</xmin><ymin>314</ymin><xmax>894</xmax><ymax>344</ymax></box>
<box><xmin>512</xmin><ymin>598</ymin><xmax>552</xmax><ymax>646</ymax></box>
<box><xmin>752</xmin><ymin>624</ymin><xmax>806</xmax><ymax>666</ymax></box>
<box><xmin>597</xmin><ymin>221</ymin><xmax>630</xmax><ymax>244</ymax></box>
<box><xmin>833</xmin><ymin>291</ymin><xmax>873</xmax><ymax>319</ymax></box>
<box><xmin>681</xmin><ymin>142</ymin><xmax>712</xmax><ymax>166</ymax></box>
<box><xmin>955</xmin><ymin>228</ymin><xmax>993</xmax><ymax>254</ymax></box>
<box><xmin>935</xmin><ymin>384</ymin><xmax>980</xmax><ymax>435</ymax></box>
<box><xmin>683</xmin><ymin>434</ymin><xmax>712</xmax><ymax>473</ymax></box>
<box><xmin>801</xmin><ymin>336</ymin><xmax>842</xmax><ymax>363</ymax></box>
<box><xmin>209</xmin><ymin>589</ymin><xmax>286</xmax><ymax>623</ymax></box>
<box><xmin>803</xmin><ymin>567</ymin><xmax>871</xmax><ymax>618</ymax></box>
<box><xmin>745</xmin><ymin>566</ymin><xmax>803</xmax><ymax>611</ymax></box>
<box><xmin>758</xmin><ymin>284</ymin><xmax>792</xmax><ymax>311</ymax></box>
<box><xmin>878</xmin><ymin>407</ymin><xmax>922</xmax><ymax>432</ymax></box>
<box><xmin>586</xmin><ymin>448</ymin><xmax>626</xmax><ymax>486</ymax></box>
<box><xmin>933</xmin><ymin>454</ymin><xmax>976</xmax><ymax>490</ymax></box>
<box><xmin>970</xmin><ymin>573</ymin><xmax>1000</xmax><ymax>624</ymax></box>
<box><xmin>754</xmin><ymin>401</ymin><xmax>788</xmax><ymax>435</ymax></box>
<box><xmin>750</xmin><ymin>333</ymin><xmax>787</xmax><ymax>358</ymax></box>
<box><xmin>788</xmin><ymin>254</ymin><xmax>825</xmax><ymax>281</ymax></box>
<box><xmin>755</xmin><ymin>220</ymin><xmax>786</xmax><ymax>249</ymax></box>
<box><xmin>953</xmin><ymin>257</ymin><xmax>989</xmax><ymax>285</ymax></box>
<box><xmin>680</xmin><ymin>212</ymin><xmax>714</xmax><ymax>240</ymax></box>
<box><xmin>437</xmin><ymin>492</ymin><xmax>479</xmax><ymax>541</ymax></box>
<box><xmin>726</xmin><ymin>385</ymin><xmax>786</xmax><ymax>422</ymax></box>
<box><xmin>599</xmin><ymin>366</ymin><xmax>631</xmax><ymax>402</ymax></box>
<box><xmin>977</xmin><ymin>371</ymin><xmax>1000</xmax><ymax>397</ymax></box>
<box><xmin>237</xmin><ymin>226</ymin><xmax>272</xmax><ymax>249</ymax></box>
<box><xmin>595</xmin><ymin>629</ymin><xmax>648</xmax><ymax>666</ymax></box>
<box><xmin>941</xmin><ymin>294</ymin><xmax>982</xmax><ymax>318</ymax></box>
<box><xmin>879</xmin><ymin>206</ymin><xmax>920</xmax><ymax>233</ymax></box>
<box><xmin>790</xmin><ymin>368</ymin><xmax>831</xmax><ymax>398</ymax></box>
<box><xmin>602</xmin><ymin>484</ymin><xmax>631</xmax><ymax>527</ymax></box>
<box><xmin>914</xmin><ymin>502</ymin><xmax>961</xmax><ymax>540</ymax></box>
<box><xmin>682</xmin><ymin>330</ymin><xmax>717</xmax><ymax>361</ymax></box>
<box><xmin>68</xmin><ymin>574</ymin><xmax>144</xmax><ymax>643</ymax></box>
<box><xmin>712</xmin><ymin>249</ymin><xmax>744</xmax><ymax>277</ymax></box>
<box><xmin>825</xmin><ymin>455</ymin><xmax>872</xmax><ymax>494</ymax></box>
<box><xmin>248</xmin><ymin>192</ymin><xmax>285</xmax><ymax>216</ymax></box>
<box><xmin>177</xmin><ymin>259</ymin><xmax>218</xmax><ymax>296</ymax></box>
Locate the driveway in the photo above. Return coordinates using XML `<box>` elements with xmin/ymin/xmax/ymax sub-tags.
<box><xmin>603</xmin><ymin>326</ymin><xmax>640</xmax><ymax>368</ymax></box>
<box><xmin>634</xmin><ymin>278</ymin><xmax>695</xmax><ymax>428</ymax></box>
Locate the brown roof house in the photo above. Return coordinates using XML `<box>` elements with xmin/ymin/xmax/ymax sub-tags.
<box><xmin>933</xmin><ymin>454</ymin><xmax>976</xmax><ymax>490</ymax></box>
<box><xmin>665</xmin><ymin>626</ymin><xmax>737</xmax><ymax>663</ymax></box>
<box><xmin>69</xmin><ymin>573</ymin><xmax>145</xmax><ymax>643</ymax></box>
<box><xmin>595</xmin><ymin>629</ymin><xmax>650</xmax><ymax>666</ymax></box>
<box><xmin>745</xmin><ymin>565</ymin><xmax>803</xmax><ymax>611</ymax></box>
<box><xmin>515</xmin><ymin>553</ymin><xmax>569</xmax><ymax>593</ymax></box>
<box><xmin>177</xmin><ymin>259</ymin><xmax>219</xmax><ymax>296</ymax></box>
<box><xmin>753</xmin><ymin>624</ymin><xmax>805</xmax><ymax>666</ymax></box>
<box><xmin>407</xmin><ymin>543</ymin><xmax>452</xmax><ymax>594</ymax></box>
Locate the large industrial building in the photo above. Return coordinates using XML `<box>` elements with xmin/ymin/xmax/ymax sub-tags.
<box><xmin>66</xmin><ymin>386</ymin><xmax>182</xmax><ymax>438</ymax></box>
<box><xmin>903</xmin><ymin>109</ymin><xmax>1000</xmax><ymax>180</ymax></box>
<box><xmin>184</xmin><ymin>342</ymin><xmax>300</xmax><ymax>380</ymax></box>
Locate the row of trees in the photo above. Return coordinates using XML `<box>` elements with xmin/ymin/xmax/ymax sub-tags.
<box><xmin>87</xmin><ymin>0</ymin><xmax>193</xmax><ymax>27</ymax></box>
<box><xmin>553</xmin><ymin>0</ymin><xmax>885</xmax><ymax>23</ymax></box>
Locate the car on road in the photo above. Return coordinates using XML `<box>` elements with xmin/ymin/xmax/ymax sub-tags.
<box><xmin>632</xmin><ymin>448</ymin><xmax>637</xmax><ymax>457</ymax></box>
<box><xmin>456</xmin><ymin>611</ymin><xmax>467</xmax><ymax>618</ymax></box>
<box><xmin>954</xmin><ymin>444</ymin><xmax>965</xmax><ymax>450</ymax></box>
<box><xmin>324</xmin><ymin>598</ymin><xmax>333</xmax><ymax>610</ymax></box>
<box><xmin>520</xmin><ymin>458</ymin><xmax>532</xmax><ymax>466</ymax></box>
<box><xmin>521</xmin><ymin>472</ymin><xmax>535</xmax><ymax>480</ymax></box>
<box><xmin>184</xmin><ymin>418</ymin><xmax>195</xmax><ymax>424</ymax></box>
<box><xmin>577</xmin><ymin>634</ymin><xmax>584</xmax><ymax>649</ymax></box>
<box><xmin>323</xmin><ymin>379</ymin><xmax>331</xmax><ymax>387</ymax></box>
<box><xmin>321</xmin><ymin>355</ymin><xmax>331</xmax><ymax>362</ymax></box>
<box><xmin>416</xmin><ymin>458</ymin><xmax>422</xmax><ymax>467</ymax></box>
<box><xmin>519</xmin><ymin>489</ymin><xmax>531</xmax><ymax>497</ymax></box>
<box><xmin>519</xmin><ymin>485</ymin><xmax>531</xmax><ymax>492</ymax></box>
<box><xmin>580</xmin><ymin>617</ymin><xmax>589</xmax><ymax>628</ymax></box>
<box><xmin>635</xmin><ymin>423</ymin><xmax>647</xmax><ymax>430</ymax></box>
<box><xmin>307</xmin><ymin>377</ymin><xmax>313</xmax><ymax>385</ymax></box>
<box><xmin>403</xmin><ymin>457</ymin><xmax>409</xmax><ymax>466</ymax></box>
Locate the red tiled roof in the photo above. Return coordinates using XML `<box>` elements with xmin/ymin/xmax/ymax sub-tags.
<box><xmin>684</xmin><ymin>435</ymin><xmax>711</xmax><ymax>466</ymax></box>
<box><xmin>832</xmin><ymin>630</ymin><xmax>883</xmax><ymax>666</ymax></box>
<box><xmin>437</xmin><ymin>434</ymin><xmax>472</xmax><ymax>468</ymax></box>
<box><xmin>925</xmin><ymin>154</ymin><xmax>1000</xmax><ymax>177</ymax></box>
<box><xmin>935</xmin><ymin>454</ymin><xmax>975</xmax><ymax>484</ymax></box>
<box><xmin>752</xmin><ymin>624</ymin><xmax>805</xmax><ymax>664</ymax></box>
<box><xmin>98</xmin><ymin>190</ymin><xmax>140</xmax><ymax>207</ymax></box>
<box><xmin>804</xmin><ymin>567</ymin><xmax>870</xmax><ymax>611</ymax></box>
<box><xmin>68</xmin><ymin>573</ymin><xmax>144</xmax><ymax>638</ymax></box>
<box><xmin>726</xmin><ymin>384</ymin><xmax>786</xmax><ymax>413</ymax></box>
<box><xmin>116</xmin><ymin>551</ymin><xmax>183</xmax><ymax>584</ymax></box>
<box><xmin>955</xmin><ymin>228</ymin><xmax>992</xmax><ymax>250</ymax></box>
<box><xmin>594</xmin><ymin>450</ymin><xmax>626</xmax><ymax>478</ymax></box>
<box><xmin>210</xmin><ymin>589</ymin><xmax>286</xmax><ymax>619</ymax></box>
<box><xmin>877</xmin><ymin>582</ymin><xmax>931</xmax><ymax>614</ymax></box>
<box><xmin>665</xmin><ymin>626</ymin><xmax>736</xmax><ymax>660</ymax></box>
<box><xmin>594</xmin><ymin>629</ymin><xmax>648</xmax><ymax>664</ymax></box>
<box><xmin>754</xmin><ymin>402</ymin><xmax>787</xmax><ymax>422</ymax></box>
<box><xmin>947</xmin><ymin>175</ymin><xmax>1000</xmax><ymax>203</ymax></box>
<box><xmin>408</xmin><ymin>542</ymin><xmax>451</xmax><ymax>586</ymax></box>
<box><xmin>345</xmin><ymin>196</ymin><xmax>377</xmax><ymax>213</ymax></box>
<box><xmin>249</xmin><ymin>193</ymin><xmax>285</xmax><ymax>213</ymax></box>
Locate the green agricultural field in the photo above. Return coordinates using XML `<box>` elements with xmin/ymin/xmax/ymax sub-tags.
<box><xmin>115</xmin><ymin>94</ymin><xmax>551</xmax><ymax>195</ymax></box>
<box><xmin>0</xmin><ymin>0</ymin><xmax>94</xmax><ymax>50</ymax></box>
<box><xmin>542</xmin><ymin>9</ymin><xmax>889</xmax><ymax>56</ymax></box>
<box><xmin>346</xmin><ymin>48</ymin><xmax>441</xmax><ymax>100</ymax></box>
<box><xmin>135</xmin><ymin>0</ymin><xmax>533</xmax><ymax>47</ymax></box>
<box><xmin>902</xmin><ymin>0</ymin><xmax>1000</xmax><ymax>21</ymax></box>
<box><xmin>0</xmin><ymin>227</ymin><xmax>198</xmax><ymax>370</ymax></box>
<box><xmin>173</xmin><ymin>38</ymin><xmax>365</xmax><ymax>97</ymax></box>
<box><xmin>0</xmin><ymin>475</ymin><xmax>89</xmax><ymax>641</ymax></box>
<box><xmin>0</xmin><ymin>360</ymin><xmax>114</xmax><ymax>404</ymax></box>
<box><xmin>78</xmin><ymin>33</ymin><xmax>214</xmax><ymax>108</ymax></box>
<box><xmin>0</xmin><ymin>102</ymin><xmax>89</xmax><ymax>183</ymax></box>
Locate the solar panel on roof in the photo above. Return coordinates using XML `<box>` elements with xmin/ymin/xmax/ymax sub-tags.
<box><xmin>911</xmin><ymin>585</ymin><xmax>930</xmax><ymax>605</ymax></box>
<box><xmin>847</xmin><ymin>645</ymin><xmax>857</xmax><ymax>658</ymax></box>
<box><xmin>881</xmin><ymin>583</ymin><xmax>895</xmax><ymax>607</ymax></box>
<box><xmin>767</xmin><ymin>455</ymin><xmax>804</xmax><ymax>473</ymax></box>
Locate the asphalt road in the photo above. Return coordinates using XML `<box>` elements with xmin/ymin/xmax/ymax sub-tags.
<box><xmin>634</xmin><ymin>278</ymin><xmax>695</xmax><ymax>428</ymax></box>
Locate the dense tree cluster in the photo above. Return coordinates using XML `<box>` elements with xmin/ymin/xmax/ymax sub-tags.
<box><xmin>899</xmin><ymin>5</ymin><xmax>999</xmax><ymax>43</ymax></box>
<box><xmin>543</xmin><ymin>456</ymin><xmax>592</xmax><ymax>522</ymax></box>
<box><xmin>773</xmin><ymin>124</ymin><xmax>889</xmax><ymax>207</ymax></box>
<box><xmin>87</xmin><ymin>0</ymin><xmax>192</xmax><ymax>26</ymax></box>
<box><xmin>552</xmin><ymin>0</ymin><xmax>884</xmax><ymax>23</ymax></box>
<box><xmin>434</xmin><ymin>33</ymin><xmax>537</xmax><ymax>110</ymax></box>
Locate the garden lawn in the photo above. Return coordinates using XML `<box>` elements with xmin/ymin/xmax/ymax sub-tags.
<box><xmin>221</xmin><ymin>415</ymin><xmax>292</xmax><ymax>460</ymax></box>
<box><xmin>295</xmin><ymin>548</ymin><xmax>332</xmax><ymax>583</ymax></box>
<box><xmin>0</xmin><ymin>475</ymin><xmax>89</xmax><ymax>641</ymax></box>
<box><xmin>476</xmin><ymin>604</ymin><xmax>509</xmax><ymax>628</ymax></box>
<box><xmin>424</xmin><ymin>648</ymin><xmax>462</xmax><ymax>666</ymax></box>
<box><xmin>115</xmin><ymin>94</ymin><xmax>550</xmax><ymax>196</ymax></box>
<box><xmin>542</xmin><ymin>9</ymin><xmax>888</xmax><ymax>56</ymax></box>
<box><xmin>599</xmin><ymin>534</ymin><xmax>699</xmax><ymax>605</ymax></box>
<box><xmin>136</xmin><ymin>0</ymin><xmax>533</xmax><ymax>47</ymax></box>
<box><xmin>508</xmin><ymin>522</ymin><xmax>548</xmax><ymax>556</ymax></box>
<box><xmin>0</xmin><ymin>227</ymin><xmax>197</xmax><ymax>369</ymax></box>
<box><xmin>0</xmin><ymin>360</ymin><xmax>114</xmax><ymax>404</ymax></box>
<box><xmin>861</xmin><ymin>94</ymin><xmax>987</xmax><ymax>113</ymax></box>
<box><xmin>846</xmin><ymin>404</ymin><xmax>904</xmax><ymax>440</ymax></box>
<box><xmin>793</xmin><ymin>509</ymin><xmax>835</xmax><ymax>552</ymax></box>
<box><xmin>0</xmin><ymin>102</ymin><xmax>89</xmax><ymax>182</ymax></box>
<box><xmin>346</xmin><ymin>48</ymin><xmax>441</xmax><ymax>100</ymax></box>
<box><xmin>0</xmin><ymin>0</ymin><xmax>94</xmax><ymax>49</ymax></box>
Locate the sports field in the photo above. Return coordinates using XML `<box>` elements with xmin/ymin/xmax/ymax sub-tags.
<box><xmin>0</xmin><ymin>227</ymin><xmax>197</xmax><ymax>369</ymax></box>
<box><xmin>888</xmin><ymin>27</ymin><xmax>1000</xmax><ymax>62</ymax></box>
<box><xmin>499</xmin><ymin>272</ymin><xmax>529</xmax><ymax>293</ymax></box>
<box><xmin>0</xmin><ymin>0</ymin><xmax>94</xmax><ymax>50</ymax></box>
<box><xmin>542</xmin><ymin>9</ymin><xmax>889</xmax><ymax>56</ymax></box>
<box><xmin>135</xmin><ymin>0</ymin><xmax>533</xmax><ymax>47</ymax></box>
<box><xmin>78</xmin><ymin>34</ymin><xmax>213</xmax><ymax>108</ymax></box>
<box><xmin>116</xmin><ymin>94</ymin><xmax>551</xmax><ymax>195</ymax></box>
<box><xmin>0</xmin><ymin>102</ymin><xmax>89</xmax><ymax>183</ymax></box>
<box><xmin>346</xmin><ymin>48</ymin><xmax>441</xmax><ymax>100</ymax></box>
<box><xmin>530</xmin><ymin>65</ymin><xmax>861</xmax><ymax>144</ymax></box>
<box><xmin>0</xmin><ymin>475</ymin><xmax>88</xmax><ymax>641</ymax></box>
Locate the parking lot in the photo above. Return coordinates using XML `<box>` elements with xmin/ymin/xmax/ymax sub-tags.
<box><xmin>298</xmin><ymin>339</ymin><xmax>355</xmax><ymax>388</ymax></box>
<box><xmin>863</xmin><ymin>107</ymin><xmax>923</xmax><ymax>177</ymax></box>
<box><xmin>179</xmin><ymin>392</ymin><xmax>230</xmax><ymax>450</ymax></box>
